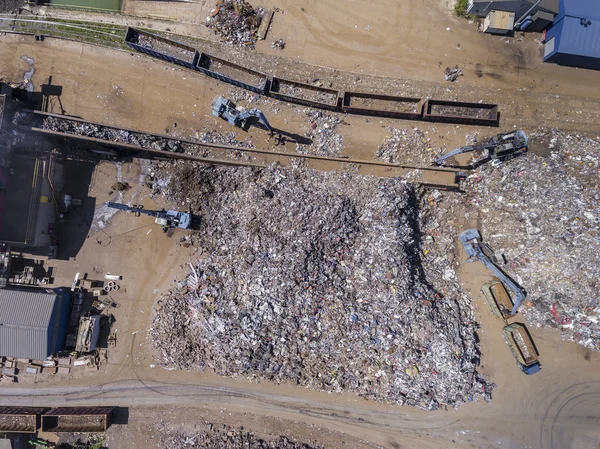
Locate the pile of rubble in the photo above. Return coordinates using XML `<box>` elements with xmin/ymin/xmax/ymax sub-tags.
<box><xmin>296</xmin><ymin>110</ymin><xmax>344</xmax><ymax>157</ymax></box>
<box><xmin>444</xmin><ymin>66</ymin><xmax>462</xmax><ymax>82</ymax></box>
<box><xmin>377</xmin><ymin>127</ymin><xmax>438</xmax><ymax>165</ymax></box>
<box><xmin>465</xmin><ymin>130</ymin><xmax>600</xmax><ymax>350</ymax></box>
<box><xmin>206</xmin><ymin>0</ymin><xmax>264</xmax><ymax>47</ymax></box>
<box><xmin>40</xmin><ymin>116</ymin><xmax>185</xmax><ymax>153</ymax></box>
<box><xmin>0</xmin><ymin>0</ymin><xmax>22</xmax><ymax>13</ymax></box>
<box><xmin>150</xmin><ymin>164</ymin><xmax>491</xmax><ymax>410</ymax></box>
<box><xmin>158</xmin><ymin>422</ymin><xmax>324</xmax><ymax>449</ymax></box>
<box><xmin>39</xmin><ymin>116</ymin><xmax>255</xmax><ymax>160</ymax></box>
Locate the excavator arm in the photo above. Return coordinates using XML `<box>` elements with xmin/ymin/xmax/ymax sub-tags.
<box><xmin>435</xmin><ymin>130</ymin><xmax>528</xmax><ymax>168</ymax></box>
<box><xmin>459</xmin><ymin>229</ymin><xmax>526</xmax><ymax>315</ymax></box>
<box><xmin>434</xmin><ymin>144</ymin><xmax>479</xmax><ymax>166</ymax></box>
<box><xmin>240</xmin><ymin>108</ymin><xmax>273</xmax><ymax>134</ymax></box>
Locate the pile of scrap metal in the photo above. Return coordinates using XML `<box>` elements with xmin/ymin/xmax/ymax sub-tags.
<box><xmin>206</xmin><ymin>0</ymin><xmax>271</xmax><ymax>46</ymax></box>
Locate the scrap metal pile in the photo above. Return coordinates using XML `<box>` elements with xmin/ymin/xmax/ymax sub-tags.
<box><xmin>465</xmin><ymin>130</ymin><xmax>600</xmax><ymax>350</ymax></box>
<box><xmin>40</xmin><ymin>117</ymin><xmax>254</xmax><ymax>157</ymax></box>
<box><xmin>206</xmin><ymin>0</ymin><xmax>264</xmax><ymax>47</ymax></box>
<box><xmin>41</xmin><ymin>116</ymin><xmax>185</xmax><ymax>153</ymax></box>
<box><xmin>377</xmin><ymin>127</ymin><xmax>438</xmax><ymax>165</ymax></box>
<box><xmin>297</xmin><ymin>110</ymin><xmax>343</xmax><ymax>157</ymax></box>
<box><xmin>150</xmin><ymin>164</ymin><xmax>491</xmax><ymax>410</ymax></box>
<box><xmin>158</xmin><ymin>422</ymin><xmax>324</xmax><ymax>449</ymax></box>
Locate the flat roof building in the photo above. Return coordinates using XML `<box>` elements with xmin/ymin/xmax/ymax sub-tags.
<box><xmin>0</xmin><ymin>287</ymin><xmax>71</xmax><ymax>360</ymax></box>
<box><xmin>468</xmin><ymin>0</ymin><xmax>559</xmax><ymax>18</ymax></box>
<box><xmin>544</xmin><ymin>0</ymin><xmax>600</xmax><ymax>70</ymax></box>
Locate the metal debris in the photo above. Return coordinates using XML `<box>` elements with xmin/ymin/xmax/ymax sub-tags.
<box><xmin>206</xmin><ymin>0</ymin><xmax>265</xmax><ymax>47</ymax></box>
<box><xmin>444</xmin><ymin>66</ymin><xmax>462</xmax><ymax>82</ymax></box>
<box><xmin>272</xmin><ymin>39</ymin><xmax>286</xmax><ymax>50</ymax></box>
<box><xmin>464</xmin><ymin>130</ymin><xmax>600</xmax><ymax>350</ymax></box>
<box><xmin>296</xmin><ymin>110</ymin><xmax>343</xmax><ymax>157</ymax></box>
<box><xmin>377</xmin><ymin>127</ymin><xmax>436</xmax><ymax>165</ymax></box>
<box><xmin>150</xmin><ymin>164</ymin><xmax>491</xmax><ymax>410</ymax></box>
<box><xmin>157</xmin><ymin>421</ymin><xmax>325</xmax><ymax>449</ymax></box>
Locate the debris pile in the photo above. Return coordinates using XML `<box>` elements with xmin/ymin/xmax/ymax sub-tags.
<box><xmin>272</xmin><ymin>39</ymin><xmax>286</xmax><ymax>50</ymax></box>
<box><xmin>206</xmin><ymin>0</ymin><xmax>264</xmax><ymax>47</ymax></box>
<box><xmin>377</xmin><ymin>128</ymin><xmax>436</xmax><ymax>165</ymax></box>
<box><xmin>0</xmin><ymin>0</ymin><xmax>22</xmax><ymax>13</ymax></box>
<box><xmin>150</xmin><ymin>164</ymin><xmax>491</xmax><ymax>410</ymax></box>
<box><xmin>297</xmin><ymin>110</ymin><xmax>343</xmax><ymax>157</ymax></box>
<box><xmin>444</xmin><ymin>66</ymin><xmax>462</xmax><ymax>82</ymax></box>
<box><xmin>39</xmin><ymin>117</ymin><xmax>254</xmax><ymax>160</ymax></box>
<box><xmin>41</xmin><ymin>116</ymin><xmax>184</xmax><ymax>153</ymax></box>
<box><xmin>158</xmin><ymin>422</ymin><xmax>324</xmax><ymax>449</ymax></box>
<box><xmin>465</xmin><ymin>130</ymin><xmax>600</xmax><ymax>350</ymax></box>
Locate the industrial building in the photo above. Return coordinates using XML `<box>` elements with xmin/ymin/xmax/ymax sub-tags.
<box><xmin>467</xmin><ymin>0</ymin><xmax>558</xmax><ymax>18</ymax></box>
<box><xmin>544</xmin><ymin>0</ymin><xmax>600</xmax><ymax>70</ymax></box>
<box><xmin>0</xmin><ymin>287</ymin><xmax>71</xmax><ymax>360</ymax></box>
<box><xmin>469</xmin><ymin>0</ymin><xmax>558</xmax><ymax>33</ymax></box>
<box><xmin>0</xmin><ymin>84</ymin><xmax>64</xmax><ymax>260</ymax></box>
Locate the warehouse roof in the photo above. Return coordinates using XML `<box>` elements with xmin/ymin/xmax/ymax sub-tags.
<box><xmin>0</xmin><ymin>289</ymin><xmax>62</xmax><ymax>360</ymax></box>
<box><xmin>556</xmin><ymin>15</ymin><xmax>600</xmax><ymax>57</ymax></box>
<box><xmin>560</xmin><ymin>0</ymin><xmax>600</xmax><ymax>20</ymax></box>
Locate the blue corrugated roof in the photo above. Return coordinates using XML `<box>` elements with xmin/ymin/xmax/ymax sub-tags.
<box><xmin>557</xmin><ymin>16</ymin><xmax>600</xmax><ymax>57</ymax></box>
<box><xmin>561</xmin><ymin>0</ymin><xmax>600</xmax><ymax>20</ymax></box>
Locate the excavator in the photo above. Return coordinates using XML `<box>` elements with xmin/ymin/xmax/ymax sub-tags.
<box><xmin>435</xmin><ymin>130</ymin><xmax>528</xmax><ymax>168</ymax></box>
<box><xmin>459</xmin><ymin>229</ymin><xmax>526</xmax><ymax>316</ymax></box>
<box><xmin>211</xmin><ymin>96</ymin><xmax>273</xmax><ymax>135</ymax></box>
<box><xmin>106</xmin><ymin>202</ymin><xmax>191</xmax><ymax>231</ymax></box>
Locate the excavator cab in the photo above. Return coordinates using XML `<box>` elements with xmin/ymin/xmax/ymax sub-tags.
<box><xmin>211</xmin><ymin>95</ymin><xmax>273</xmax><ymax>135</ymax></box>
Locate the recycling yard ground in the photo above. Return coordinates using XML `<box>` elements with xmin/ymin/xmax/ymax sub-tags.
<box><xmin>1</xmin><ymin>0</ymin><xmax>600</xmax><ymax>448</ymax></box>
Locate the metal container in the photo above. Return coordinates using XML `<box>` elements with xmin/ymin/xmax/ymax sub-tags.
<box><xmin>124</xmin><ymin>27</ymin><xmax>200</xmax><ymax>70</ymax></box>
<box><xmin>342</xmin><ymin>91</ymin><xmax>423</xmax><ymax>119</ymax></box>
<box><xmin>422</xmin><ymin>99</ymin><xmax>499</xmax><ymax>126</ymax></box>
<box><xmin>197</xmin><ymin>53</ymin><xmax>268</xmax><ymax>94</ymax></box>
<box><xmin>269</xmin><ymin>77</ymin><xmax>340</xmax><ymax>110</ymax></box>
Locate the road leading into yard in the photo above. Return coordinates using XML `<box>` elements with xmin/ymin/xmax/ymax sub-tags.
<box><xmin>3</xmin><ymin>324</ymin><xmax>600</xmax><ymax>449</ymax></box>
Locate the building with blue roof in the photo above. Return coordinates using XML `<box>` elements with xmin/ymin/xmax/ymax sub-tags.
<box><xmin>544</xmin><ymin>0</ymin><xmax>600</xmax><ymax>69</ymax></box>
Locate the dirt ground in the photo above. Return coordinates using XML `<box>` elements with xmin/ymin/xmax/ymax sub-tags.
<box><xmin>41</xmin><ymin>0</ymin><xmax>600</xmax><ymax>135</ymax></box>
<box><xmin>1</xmin><ymin>0</ymin><xmax>600</xmax><ymax>446</ymax></box>
<box><xmin>103</xmin><ymin>405</ymin><xmax>378</xmax><ymax>449</ymax></box>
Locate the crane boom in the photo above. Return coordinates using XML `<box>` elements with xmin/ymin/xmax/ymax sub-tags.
<box><xmin>459</xmin><ymin>229</ymin><xmax>526</xmax><ymax>315</ymax></box>
<box><xmin>106</xmin><ymin>201</ymin><xmax>161</xmax><ymax>217</ymax></box>
<box><xmin>106</xmin><ymin>202</ymin><xmax>191</xmax><ymax>229</ymax></box>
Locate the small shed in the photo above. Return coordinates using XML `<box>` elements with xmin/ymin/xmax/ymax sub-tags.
<box><xmin>484</xmin><ymin>10</ymin><xmax>516</xmax><ymax>34</ymax></box>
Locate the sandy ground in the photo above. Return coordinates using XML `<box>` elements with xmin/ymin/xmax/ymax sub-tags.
<box><xmin>41</xmin><ymin>0</ymin><xmax>600</xmax><ymax>120</ymax></box>
<box><xmin>1</xmin><ymin>0</ymin><xmax>600</xmax><ymax>446</ymax></box>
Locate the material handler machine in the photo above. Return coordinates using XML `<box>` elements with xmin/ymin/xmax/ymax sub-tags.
<box><xmin>211</xmin><ymin>96</ymin><xmax>273</xmax><ymax>135</ymax></box>
<box><xmin>459</xmin><ymin>229</ymin><xmax>526</xmax><ymax>316</ymax></box>
<box><xmin>106</xmin><ymin>202</ymin><xmax>191</xmax><ymax>231</ymax></box>
<box><xmin>435</xmin><ymin>130</ymin><xmax>528</xmax><ymax>168</ymax></box>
